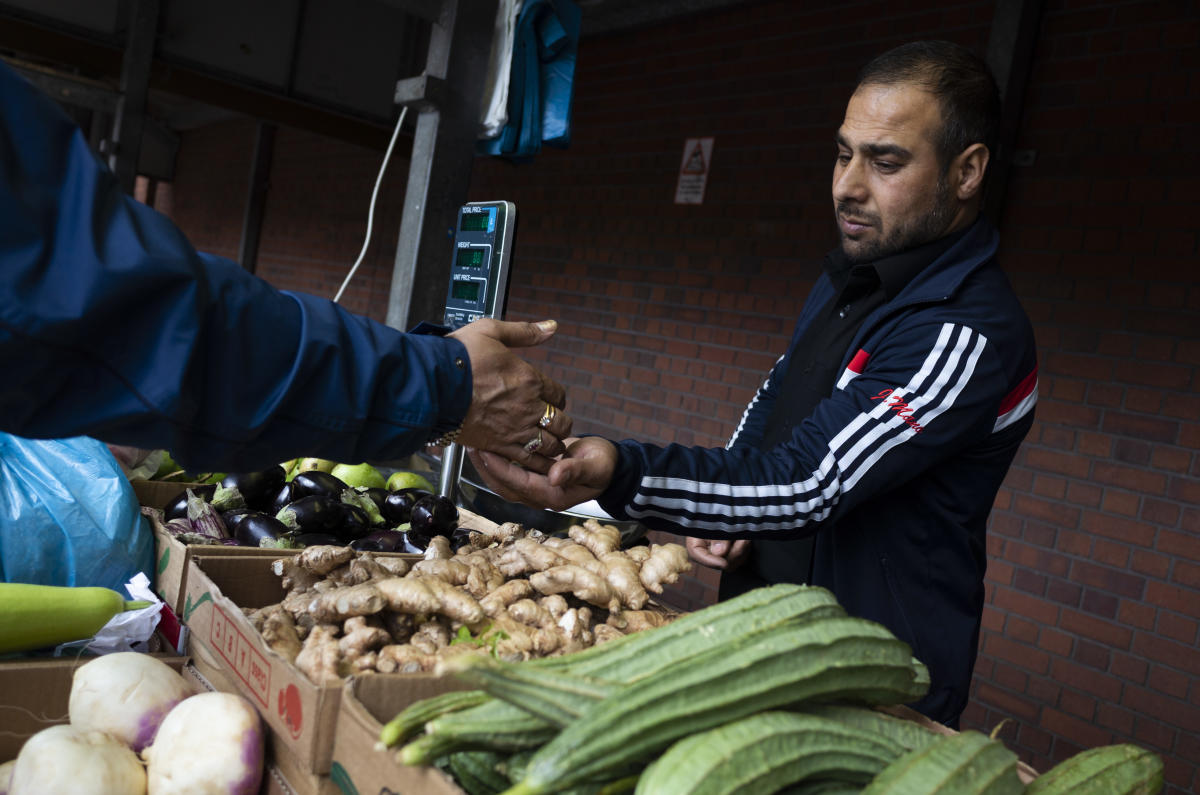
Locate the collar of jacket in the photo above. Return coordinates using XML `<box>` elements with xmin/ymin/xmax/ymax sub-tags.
<box><xmin>886</xmin><ymin>216</ymin><xmax>1001</xmax><ymax>308</ymax></box>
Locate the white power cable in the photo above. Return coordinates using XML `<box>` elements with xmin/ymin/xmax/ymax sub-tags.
<box><xmin>332</xmin><ymin>103</ymin><xmax>409</xmax><ymax>304</ymax></box>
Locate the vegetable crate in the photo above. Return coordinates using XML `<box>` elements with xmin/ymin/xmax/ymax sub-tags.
<box><xmin>0</xmin><ymin>656</ymin><xmax>309</xmax><ymax>795</ymax></box>
<box><xmin>183</xmin><ymin>554</ymin><xmax>346</xmax><ymax>776</ymax></box>
<box><xmin>331</xmin><ymin>674</ymin><xmax>472</xmax><ymax>795</ymax></box>
<box><xmin>134</xmin><ymin>479</ymin><xmax>295</xmax><ymax>614</ymax></box>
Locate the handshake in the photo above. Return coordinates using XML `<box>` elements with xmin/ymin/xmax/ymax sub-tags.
<box><xmin>451</xmin><ymin>318</ymin><xmax>619</xmax><ymax>512</ymax></box>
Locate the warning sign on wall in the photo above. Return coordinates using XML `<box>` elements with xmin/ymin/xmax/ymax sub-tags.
<box><xmin>674</xmin><ymin>137</ymin><xmax>714</xmax><ymax>205</ymax></box>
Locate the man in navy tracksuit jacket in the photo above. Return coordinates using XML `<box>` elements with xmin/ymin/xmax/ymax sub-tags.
<box><xmin>472</xmin><ymin>41</ymin><xmax>1038</xmax><ymax>726</ymax></box>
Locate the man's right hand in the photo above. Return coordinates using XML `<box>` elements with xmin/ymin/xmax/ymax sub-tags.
<box><xmin>449</xmin><ymin>318</ymin><xmax>573</xmax><ymax>473</ymax></box>
<box><xmin>686</xmin><ymin>537</ymin><xmax>751</xmax><ymax>570</ymax></box>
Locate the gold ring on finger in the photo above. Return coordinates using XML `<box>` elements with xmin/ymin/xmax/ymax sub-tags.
<box><xmin>523</xmin><ymin>430</ymin><xmax>544</xmax><ymax>454</ymax></box>
<box><xmin>539</xmin><ymin>403</ymin><xmax>557</xmax><ymax>429</ymax></box>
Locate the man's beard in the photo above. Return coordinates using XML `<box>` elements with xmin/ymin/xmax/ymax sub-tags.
<box><xmin>837</xmin><ymin>176</ymin><xmax>956</xmax><ymax>264</ymax></box>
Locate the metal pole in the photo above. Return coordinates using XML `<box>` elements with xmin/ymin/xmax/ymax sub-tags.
<box><xmin>385</xmin><ymin>0</ymin><xmax>497</xmax><ymax>331</ymax></box>
<box><xmin>109</xmin><ymin>0</ymin><xmax>159</xmax><ymax>194</ymax></box>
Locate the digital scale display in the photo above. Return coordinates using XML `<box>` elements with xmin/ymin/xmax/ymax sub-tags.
<box><xmin>443</xmin><ymin>201</ymin><xmax>514</xmax><ymax>330</ymax></box>
<box><xmin>459</xmin><ymin>211</ymin><xmax>491</xmax><ymax>233</ymax></box>
<box><xmin>456</xmin><ymin>247</ymin><xmax>486</xmax><ymax>268</ymax></box>
<box><xmin>451</xmin><ymin>280</ymin><xmax>481</xmax><ymax>302</ymax></box>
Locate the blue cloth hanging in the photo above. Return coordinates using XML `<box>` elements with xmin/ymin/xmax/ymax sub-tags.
<box><xmin>478</xmin><ymin>0</ymin><xmax>581</xmax><ymax>160</ymax></box>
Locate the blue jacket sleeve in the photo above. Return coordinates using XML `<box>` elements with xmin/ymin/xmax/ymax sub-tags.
<box><xmin>597</xmin><ymin>317</ymin><xmax>1012</xmax><ymax>539</ymax></box>
<box><xmin>0</xmin><ymin>62</ymin><xmax>471</xmax><ymax>472</ymax></box>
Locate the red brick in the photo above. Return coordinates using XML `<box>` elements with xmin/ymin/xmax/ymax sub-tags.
<box><xmin>1124</xmin><ymin>685</ymin><xmax>1200</xmax><ymax>734</ymax></box>
<box><xmin>1039</xmin><ymin>627</ymin><xmax>1073</xmax><ymax>658</ymax></box>
<box><xmin>1099</xmin><ymin>489</ymin><xmax>1137</xmax><ymax>521</ymax></box>
<box><xmin>1146</xmin><ymin>582</ymin><xmax>1200</xmax><ymax>621</ymax></box>
<box><xmin>1141</xmin><ymin>498</ymin><xmax>1182</xmax><ymax>526</ymax></box>
<box><xmin>1090</xmin><ymin>462</ymin><xmax>1168</xmax><ymax>496</ymax></box>
<box><xmin>1041</xmin><ymin>707</ymin><xmax>1115</xmax><ymax>750</ymax></box>
<box><xmin>1078</xmin><ymin>510</ymin><xmax>1157</xmax><ymax>547</ymax></box>
<box><xmin>1157</xmin><ymin>529</ymin><xmax>1200</xmax><ymax>563</ymax></box>
<box><xmin>1168</xmin><ymin>475</ymin><xmax>1200</xmax><ymax>505</ymax></box>
<box><xmin>1013</xmin><ymin>494</ymin><xmax>1082</xmax><ymax>531</ymax></box>
<box><xmin>1118</xmin><ymin>599</ymin><xmax>1157</xmax><ymax>631</ymax></box>
<box><xmin>1060</xmin><ymin>609</ymin><xmax>1133</xmax><ymax>650</ymax></box>
<box><xmin>1056</xmin><ymin>529</ymin><xmax>1092</xmax><ymax>557</ymax></box>
<box><xmin>1151</xmin><ymin>446</ymin><xmax>1192</xmax><ymax>473</ymax></box>
<box><xmin>975</xmin><ymin>683</ymin><xmax>1041</xmax><ymax>721</ymax></box>
<box><xmin>1133</xmin><ymin>631</ymin><xmax>1200</xmax><ymax>677</ymax></box>
<box><xmin>1066</xmin><ymin>481</ymin><xmax>1103</xmax><ymax>508</ymax></box>
<box><xmin>1111</xmin><ymin>651</ymin><xmax>1149</xmax><ymax>686</ymax></box>
<box><xmin>1133</xmin><ymin>716</ymin><xmax>1178</xmax><ymax>755</ymax></box>
<box><xmin>982</xmin><ymin>634</ymin><xmax>1051</xmax><ymax>675</ymax></box>
<box><xmin>1070</xmin><ymin>560</ymin><xmax>1146</xmax><ymax>599</ymax></box>
<box><xmin>1092</xmin><ymin>539</ymin><xmax>1131</xmax><ymax>568</ymax></box>
<box><xmin>1059</xmin><ymin>688</ymin><xmax>1096</xmax><ymax>720</ymax></box>
<box><xmin>1095</xmin><ymin>702</ymin><xmax>1136</xmax><ymax>736</ymax></box>
<box><xmin>1149</xmin><ymin>665</ymin><xmax>1190</xmax><ymax>699</ymax></box>
<box><xmin>1157</xmin><ymin>612</ymin><xmax>1198</xmax><ymax>646</ymax></box>
<box><xmin>1023</xmin><ymin>448</ymin><xmax>1092</xmax><ymax>479</ymax></box>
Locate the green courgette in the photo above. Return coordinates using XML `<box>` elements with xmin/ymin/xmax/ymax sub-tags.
<box><xmin>859</xmin><ymin>730</ymin><xmax>1023</xmax><ymax>794</ymax></box>
<box><xmin>635</xmin><ymin>711</ymin><xmax>905</xmax><ymax>795</ymax></box>
<box><xmin>506</xmin><ymin>616</ymin><xmax>926</xmax><ymax>794</ymax></box>
<box><xmin>1024</xmin><ymin>743</ymin><xmax>1163</xmax><ymax>795</ymax></box>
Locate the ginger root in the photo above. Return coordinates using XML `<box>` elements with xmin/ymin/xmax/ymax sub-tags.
<box><xmin>295</xmin><ymin>624</ymin><xmax>343</xmax><ymax>685</ymax></box>
<box><xmin>531</xmin><ymin>564</ymin><xmax>616</xmax><ymax>610</ymax></box>
<box><xmin>261</xmin><ymin>605</ymin><xmax>303</xmax><ymax>663</ymax></box>
<box><xmin>639</xmin><ymin>543</ymin><xmax>692</xmax><ymax>593</ymax></box>
<box><xmin>338</xmin><ymin>616</ymin><xmax>391</xmax><ymax>658</ymax></box>
<box><xmin>306</xmin><ymin>582</ymin><xmax>386</xmax><ymax>623</ymax></box>
<box><xmin>297</xmin><ymin>545</ymin><xmax>355</xmax><ymax>575</ymax></box>
<box><xmin>568</xmin><ymin>519</ymin><xmax>621</xmax><ymax>558</ymax></box>
<box><xmin>479</xmin><ymin>579</ymin><xmax>534</xmax><ymax>617</ymax></box>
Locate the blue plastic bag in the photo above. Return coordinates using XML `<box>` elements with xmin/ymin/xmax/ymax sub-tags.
<box><xmin>0</xmin><ymin>433</ymin><xmax>153</xmax><ymax>592</ymax></box>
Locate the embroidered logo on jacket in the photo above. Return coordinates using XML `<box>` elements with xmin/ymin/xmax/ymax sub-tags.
<box><xmin>869</xmin><ymin>388</ymin><xmax>924</xmax><ymax>433</ymax></box>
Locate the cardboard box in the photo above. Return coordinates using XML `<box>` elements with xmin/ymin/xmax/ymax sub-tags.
<box><xmin>0</xmin><ymin>656</ymin><xmax>184</xmax><ymax>763</ymax></box>
<box><xmin>183</xmin><ymin>554</ymin><xmax>348</xmax><ymax>777</ymax></box>
<box><xmin>331</xmin><ymin>675</ymin><xmax>470</xmax><ymax>795</ymax></box>
<box><xmin>187</xmin><ymin>653</ymin><xmax>336</xmax><ymax>795</ymax></box>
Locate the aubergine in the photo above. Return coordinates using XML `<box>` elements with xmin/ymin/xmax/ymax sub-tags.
<box><xmin>408</xmin><ymin>495</ymin><xmax>458</xmax><ymax>547</ymax></box>
<box><xmin>220</xmin><ymin>507</ymin><xmax>256</xmax><ymax>532</ymax></box>
<box><xmin>290</xmin><ymin>471</ymin><xmax>349</xmax><ymax>500</ymax></box>
<box><xmin>269</xmin><ymin>481</ymin><xmax>297</xmax><ymax>514</ymax></box>
<box><xmin>381</xmin><ymin>490</ymin><xmax>423</xmax><ymax>524</ymax></box>
<box><xmin>293</xmin><ymin>532</ymin><xmax>344</xmax><ymax>548</ymax></box>
<box><xmin>235</xmin><ymin>513</ymin><xmax>290</xmax><ymax>547</ymax></box>
<box><xmin>338</xmin><ymin>503</ymin><xmax>370</xmax><ymax>541</ymax></box>
<box><xmin>164</xmin><ymin>483</ymin><xmax>216</xmax><ymax>521</ymax></box>
<box><xmin>349</xmin><ymin>529</ymin><xmax>409</xmax><ymax>553</ymax></box>
<box><xmin>275</xmin><ymin>495</ymin><xmax>346</xmax><ymax>535</ymax></box>
<box><xmin>359</xmin><ymin>487</ymin><xmax>390</xmax><ymax>514</ymax></box>
<box><xmin>221</xmin><ymin>466</ymin><xmax>287</xmax><ymax>511</ymax></box>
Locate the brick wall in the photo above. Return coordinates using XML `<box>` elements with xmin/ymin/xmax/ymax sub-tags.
<box><xmin>163</xmin><ymin>0</ymin><xmax>1198</xmax><ymax>790</ymax></box>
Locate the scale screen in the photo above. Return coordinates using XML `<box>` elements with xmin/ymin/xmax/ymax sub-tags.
<box><xmin>451</xmin><ymin>280</ymin><xmax>481</xmax><ymax>302</ymax></box>
<box><xmin>457</xmin><ymin>248</ymin><xmax>486</xmax><ymax>269</ymax></box>
<box><xmin>443</xmin><ymin>201</ymin><xmax>514</xmax><ymax>330</ymax></box>
<box><xmin>460</xmin><ymin>212</ymin><xmax>491</xmax><ymax>233</ymax></box>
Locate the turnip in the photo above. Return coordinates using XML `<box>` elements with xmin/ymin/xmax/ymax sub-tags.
<box><xmin>0</xmin><ymin>759</ymin><xmax>13</xmax><ymax>795</ymax></box>
<box><xmin>69</xmin><ymin>652</ymin><xmax>193</xmax><ymax>752</ymax></box>
<box><xmin>143</xmin><ymin>692</ymin><xmax>264</xmax><ymax>795</ymax></box>
<box><xmin>9</xmin><ymin>725</ymin><xmax>146</xmax><ymax>795</ymax></box>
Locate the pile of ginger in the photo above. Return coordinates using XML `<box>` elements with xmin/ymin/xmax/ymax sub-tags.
<box><xmin>245</xmin><ymin>519</ymin><xmax>692</xmax><ymax>684</ymax></box>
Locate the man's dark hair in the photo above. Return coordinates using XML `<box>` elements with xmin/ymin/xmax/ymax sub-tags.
<box><xmin>857</xmin><ymin>40</ymin><xmax>1001</xmax><ymax>171</ymax></box>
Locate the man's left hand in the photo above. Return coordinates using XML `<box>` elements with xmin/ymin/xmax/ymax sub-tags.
<box><xmin>468</xmin><ymin>436</ymin><xmax>618</xmax><ymax>511</ymax></box>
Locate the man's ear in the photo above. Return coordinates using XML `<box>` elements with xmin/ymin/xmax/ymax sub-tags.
<box><xmin>953</xmin><ymin>143</ymin><xmax>990</xmax><ymax>201</ymax></box>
